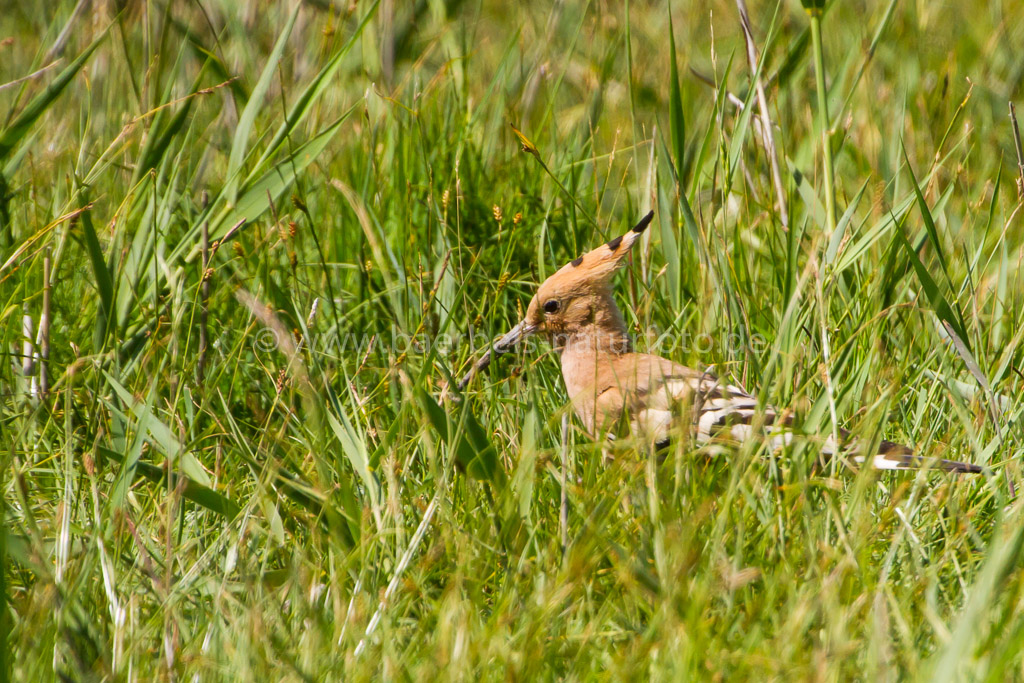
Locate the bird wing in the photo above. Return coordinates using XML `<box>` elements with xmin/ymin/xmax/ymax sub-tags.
<box><xmin>594</xmin><ymin>353</ymin><xmax>982</xmax><ymax>473</ymax></box>
<box><xmin>609</xmin><ymin>354</ymin><xmax>765</xmax><ymax>444</ymax></box>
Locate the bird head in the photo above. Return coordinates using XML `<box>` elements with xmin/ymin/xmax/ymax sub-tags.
<box><xmin>492</xmin><ymin>210</ymin><xmax>654</xmax><ymax>352</ymax></box>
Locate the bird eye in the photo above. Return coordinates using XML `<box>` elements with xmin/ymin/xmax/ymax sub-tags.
<box><xmin>543</xmin><ymin>299</ymin><xmax>560</xmax><ymax>314</ymax></box>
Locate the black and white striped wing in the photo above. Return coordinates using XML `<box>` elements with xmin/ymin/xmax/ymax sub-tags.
<box><xmin>627</xmin><ymin>354</ymin><xmax>982</xmax><ymax>473</ymax></box>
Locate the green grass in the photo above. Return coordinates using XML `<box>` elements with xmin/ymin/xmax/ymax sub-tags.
<box><xmin>3</xmin><ymin>0</ymin><xmax>1024</xmax><ymax>678</ymax></box>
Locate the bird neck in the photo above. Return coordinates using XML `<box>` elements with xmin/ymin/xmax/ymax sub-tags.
<box><xmin>557</xmin><ymin>298</ymin><xmax>632</xmax><ymax>357</ymax></box>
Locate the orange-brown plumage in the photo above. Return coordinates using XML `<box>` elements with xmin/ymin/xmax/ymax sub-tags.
<box><xmin>462</xmin><ymin>211</ymin><xmax>982</xmax><ymax>473</ymax></box>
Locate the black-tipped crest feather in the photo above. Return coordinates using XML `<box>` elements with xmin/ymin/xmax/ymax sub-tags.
<box><xmin>631</xmin><ymin>210</ymin><xmax>655</xmax><ymax>233</ymax></box>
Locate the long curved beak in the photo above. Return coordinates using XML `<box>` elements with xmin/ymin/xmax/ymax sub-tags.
<box><xmin>493</xmin><ymin>320</ymin><xmax>536</xmax><ymax>353</ymax></box>
<box><xmin>455</xmin><ymin>320</ymin><xmax>536</xmax><ymax>391</ymax></box>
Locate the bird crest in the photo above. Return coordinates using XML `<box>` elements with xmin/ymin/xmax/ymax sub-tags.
<box><xmin>538</xmin><ymin>210</ymin><xmax>654</xmax><ymax>295</ymax></box>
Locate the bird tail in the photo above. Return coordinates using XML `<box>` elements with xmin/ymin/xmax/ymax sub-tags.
<box><xmin>725</xmin><ymin>422</ymin><xmax>984</xmax><ymax>474</ymax></box>
<box><xmin>701</xmin><ymin>398</ymin><xmax>984</xmax><ymax>474</ymax></box>
<box><xmin>851</xmin><ymin>440</ymin><xmax>984</xmax><ymax>474</ymax></box>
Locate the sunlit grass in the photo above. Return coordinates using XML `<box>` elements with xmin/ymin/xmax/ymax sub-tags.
<box><xmin>2</xmin><ymin>0</ymin><xmax>1024</xmax><ymax>679</ymax></box>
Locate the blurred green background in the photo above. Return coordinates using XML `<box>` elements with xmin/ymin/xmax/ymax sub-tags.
<box><xmin>3</xmin><ymin>0</ymin><xmax>1024</xmax><ymax>679</ymax></box>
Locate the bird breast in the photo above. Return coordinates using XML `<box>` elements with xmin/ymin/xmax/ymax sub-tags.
<box><xmin>559</xmin><ymin>345</ymin><xmax>702</xmax><ymax>439</ymax></box>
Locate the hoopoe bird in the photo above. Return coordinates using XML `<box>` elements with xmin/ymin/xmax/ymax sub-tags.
<box><xmin>459</xmin><ymin>210</ymin><xmax>983</xmax><ymax>474</ymax></box>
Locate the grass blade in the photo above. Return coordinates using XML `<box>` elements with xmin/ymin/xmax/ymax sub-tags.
<box><xmin>130</xmin><ymin>60</ymin><xmax>210</xmax><ymax>187</ymax></box>
<box><xmin>0</xmin><ymin>28</ymin><xmax>107</xmax><ymax>161</ymax></box>
<box><xmin>931</xmin><ymin>512</ymin><xmax>1024</xmax><ymax>682</ymax></box>
<box><xmin>99</xmin><ymin>447</ymin><xmax>240</xmax><ymax>519</ymax></box>
<box><xmin>892</xmin><ymin>216</ymin><xmax>971</xmax><ymax>351</ymax></box>
<box><xmin>416</xmin><ymin>389</ymin><xmax>504</xmax><ymax>488</ymax></box>
<box><xmin>218</xmin><ymin>111</ymin><xmax>351</xmax><ymax>238</ymax></box>
<box><xmin>902</xmin><ymin>142</ymin><xmax>955</xmax><ymax>290</ymax></box>
<box><xmin>247</xmin><ymin>0</ymin><xmax>379</xmax><ymax>182</ymax></box>
<box><xmin>326</xmin><ymin>405</ymin><xmax>381</xmax><ymax>527</ymax></box>
<box><xmin>225</xmin><ymin>4</ymin><xmax>300</xmax><ymax>206</ymax></box>
<box><xmin>104</xmin><ymin>372</ymin><xmax>212</xmax><ymax>487</ymax></box>
<box><xmin>667</xmin><ymin>6</ymin><xmax>686</xmax><ymax>186</ymax></box>
<box><xmin>824</xmin><ymin>178</ymin><xmax>868</xmax><ymax>266</ymax></box>
<box><xmin>77</xmin><ymin>200</ymin><xmax>115</xmax><ymax>350</ymax></box>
